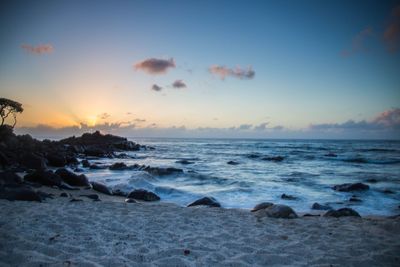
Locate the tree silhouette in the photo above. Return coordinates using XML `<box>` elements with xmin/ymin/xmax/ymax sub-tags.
<box><xmin>0</xmin><ymin>98</ymin><xmax>23</xmax><ymax>128</ymax></box>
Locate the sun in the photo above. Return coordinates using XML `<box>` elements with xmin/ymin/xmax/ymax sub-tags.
<box><xmin>87</xmin><ymin>115</ymin><xmax>97</xmax><ymax>127</ymax></box>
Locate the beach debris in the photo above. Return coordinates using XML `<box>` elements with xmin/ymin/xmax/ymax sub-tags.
<box><xmin>187</xmin><ymin>197</ymin><xmax>221</xmax><ymax>207</ymax></box>
<box><xmin>323</xmin><ymin>208</ymin><xmax>361</xmax><ymax>218</ymax></box>
<box><xmin>311</xmin><ymin>203</ymin><xmax>332</xmax><ymax>210</ymax></box>
<box><xmin>55</xmin><ymin>168</ymin><xmax>90</xmax><ymax>187</ymax></box>
<box><xmin>251</xmin><ymin>202</ymin><xmax>274</xmax><ymax>212</ymax></box>
<box><xmin>91</xmin><ymin>182</ymin><xmax>113</xmax><ymax>195</ymax></box>
<box><xmin>332</xmin><ymin>183</ymin><xmax>369</xmax><ymax>192</ymax></box>
<box><xmin>128</xmin><ymin>189</ymin><xmax>160</xmax><ymax>201</ymax></box>
<box><xmin>281</xmin><ymin>193</ymin><xmax>297</xmax><ymax>200</ymax></box>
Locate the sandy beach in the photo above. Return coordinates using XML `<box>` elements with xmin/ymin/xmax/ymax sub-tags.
<box><xmin>1</xmin><ymin>188</ymin><xmax>399</xmax><ymax>267</ymax></box>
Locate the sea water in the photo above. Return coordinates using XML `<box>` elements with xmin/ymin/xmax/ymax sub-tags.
<box><xmin>84</xmin><ymin>138</ymin><xmax>400</xmax><ymax>216</ymax></box>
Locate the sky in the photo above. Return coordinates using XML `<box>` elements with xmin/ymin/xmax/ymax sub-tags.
<box><xmin>0</xmin><ymin>0</ymin><xmax>399</xmax><ymax>139</ymax></box>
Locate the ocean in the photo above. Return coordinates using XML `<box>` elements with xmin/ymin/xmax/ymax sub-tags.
<box><xmin>83</xmin><ymin>138</ymin><xmax>400</xmax><ymax>216</ymax></box>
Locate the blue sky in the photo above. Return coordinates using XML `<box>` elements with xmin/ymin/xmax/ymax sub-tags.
<box><xmin>1</xmin><ymin>0</ymin><xmax>399</xmax><ymax>139</ymax></box>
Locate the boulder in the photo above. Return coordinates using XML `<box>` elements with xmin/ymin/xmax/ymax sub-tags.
<box><xmin>109</xmin><ymin>162</ymin><xmax>129</xmax><ymax>170</ymax></box>
<box><xmin>0</xmin><ymin>186</ymin><xmax>42</xmax><ymax>202</ymax></box>
<box><xmin>262</xmin><ymin>204</ymin><xmax>298</xmax><ymax>219</ymax></box>
<box><xmin>187</xmin><ymin>197</ymin><xmax>221</xmax><ymax>207</ymax></box>
<box><xmin>281</xmin><ymin>193</ymin><xmax>297</xmax><ymax>200</ymax></box>
<box><xmin>0</xmin><ymin>172</ymin><xmax>23</xmax><ymax>186</ymax></box>
<box><xmin>91</xmin><ymin>181</ymin><xmax>113</xmax><ymax>195</ymax></box>
<box><xmin>19</xmin><ymin>152</ymin><xmax>47</xmax><ymax>170</ymax></box>
<box><xmin>311</xmin><ymin>202</ymin><xmax>332</xmax><ymax>210</ymax></box>
<box><xmin>125</xmin><ymin>198</ymin><xmax>138</xmax><ymax>203</ymax></box>
<box><xmin>55</xmin><ymin>168</ymin><xmax>90</xmax><ymax>187</ymax></box>
<box><xmin>332</xmin><ymin>183</ymin><xmax>369</xmax><ymax>192</ymax></box>
<box><xmin>251</xmin><ymin>202</ymin><xmax>274</xmax><ymax>212</ymax></box>
<box><xmin>46</xmin><ymin>152</ymin><xmax>66</xmax><ymax>167</ymax></box>
<box><xmin>113</xmin><ymin>189</ymin><xmax>128</xmax><ymax>197</ymax></box>
<box><xmin>24</xmin><ymin>170</ymin><xmax>63</xmax><ymax>187</ymax></box>
<box><xmin>324</xmin><ymin>208</ymin><xmax>361</xmax><ymax>218</ymax></box>
<box><xmin>127</xmin><ymin>189</ymin><xmax>160</xmax><ymax>201</ymax></box>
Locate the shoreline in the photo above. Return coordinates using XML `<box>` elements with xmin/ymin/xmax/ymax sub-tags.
<box><xmin>1</xmin><ymin>187</ymin><xmax>400</xmax><ymax>266</ymax></box>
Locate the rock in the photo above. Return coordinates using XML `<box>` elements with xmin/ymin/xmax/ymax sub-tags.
<box><xmin>227</xmin><ymin>161</ymin><xmax>239</xmax><ymax>165</ymax></box>
<box><xmin>366</xmin><ymin>178</ymin><xmax>378</xmax><ymax>183</ymax></box>
<box><xmin>109</xmin><ymin>162</ymin><xmax>129</xmax><ymax>170</ymax></box>
<box><xmin>281</xmin><ymin>193</ymin><xmax>297</xmax><ymax>200</ymax></box>
<box><xmin>127</xmin><ymin>189</ymin><xmax>160</xmax><ymax>201</ymax></box>
<box><xmin>349</xmin><ymin>196</ymin><xmax>362</xmax><ymax>202</ymax></box>
<box><xmin>89</xmin><ymin>164</ymin><xmax>107</xmax><ymax>170</ymax></box>
<box><xmin>187</xmin><ymin>197</ymin><xmax>221</xmax><ymax>207</ymax></box>
<box><xmin>312</xmin><ymin>203</ymin><xmax>332</xmax><ymax>210</ymax></box>
<box><xmin>0</xmin><ymin>186</ymin><xmax>42</xmax><ymax>202</ymax></box>
<box><xmin>0</xmin><ymin>172</ymin><xmax>23</xmax><ymax>186</ymax></box>
<box><xmin>324</xmin><ymin>153</ymin><xmax>337</xmax><ymax>157</ymax></box>
<box><xmin>383</xmin><ymin>189</ymin><xmax>395</xmax><ymax>194</ymax></box>
<box><xmin>46</xmin><ymin>152</ymin><xmax>66</xmax><ymax>167</ymax></box>
<box><xmin>55</xmin><ymin>168</ymin><xmax>90</xmax><ymax>187</ymax></box>
<box><xmin>251</xmin><ymin>202</ymin><xmax>274</xmax><ymax>212</ymax></box>
<box><xmin>60</xmin><ymin>192</ymin><xmax>69</xmax><ymax>197</ymax></box>
<box><xmin>81</xmin><ymin>160</ymin><xmax>90</xmax><ymax>168</ymax></box>
<box><xmin>80</xmin><ymin>194</ymin><xmax>99</xmax><ymax>200</ymax></box>
<box><xmin>24</xmin><ymin>170</ymin><xmax>63</xmax><ymax>187</ymax></box>
<box><xmin>176</xmin><ymin>159</ymin><xmax>194</xmax><ymax>165</ymax></box>
<box><xmin>261</xmin><ymin>156</ymin><xmax>285</xmax><ymax>162</ymax></box>
<box><xmin>344</xmin><ymin>158</ymin><xmax>367</xmax><ymax>164</ymax></box>
<box><xmin>145</xmin><ymin>167</ymin><xmax>183</xmax><ymax>176</ymax></box>
<box><xmin>247</xmin><ymin>154</ymin><xmax>261</xmax><ymax>159</ymax></box>
<box><xmin>324</xmin><ymin>208</ymin><xmax>361</xmax><ymax>218</ymax></box>
<box><xmin>91</xmin><ymin>182</ymin><xmax>113</xmax><ymax>195</ymax></box>
<box><xmin>125</xmin><ymin>198</ymin><xmax>138</xmax><ymax>203</ymax></box>
<box><xmin>59</xmin><ymin>182</ymin><xmax>80</xmax><ymax>190</ymax></box>
<box><xmin>113</xmin><ymin>189</ymin><xmax>128</xmax><ymax>197</ymax></box>
<box><xmin>333</xmin><ymin>183</ymin><xmax>369</xmax><ymax>192</ymax></box>
<box><xmin>37</xmin><ymin>191</ymin><xmax>54</xmax><ymax>200</ymax></box>
<box><xmin>303</xmin><ymin>214</ymin><xmax>320</xmax><ymax>217</ymax></box>
<box><xmin>70</xmin><ymin>198</ymin><xmax>83</xmax><ymax>202</ymax></box>
<box><xmin>19</xmin><ymin>152</ymin><xmax>47</xmax><ymax>170</ymax></box>
<box><xmin>262</xmin><ymin>204</ymin><xmax>298</xmax><ymax>219</ymax></box>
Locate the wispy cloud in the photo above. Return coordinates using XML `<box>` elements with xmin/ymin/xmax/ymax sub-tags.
<box><xmin>384</xmin><ymin>5</ymin><xmax>400</xmax><ymax>53</ymax></box>
<box><xmin>341</xmin><ymin>27</ymin><xmax>373</xmax><ymax>57</ymax></box>
<box><xmin>172</xmin><ymin>80</ymin><xmax>187</xmax><ymax>89</ymax></box>
<box><xmin>209</xmin><ymin>65</ymin><xmax>255</xmax><ymax>80</ymax></box>
<box><xmin>99</xmin><ymin>113</ymin><xmax>110</xmax><ymax>120</ymax></box>
<box><xmin>151</xmin><ymin>84</ymin><xmax>162</xmax><ymax>92</ymax></box>
<box><xmin>238</xmin><ymin>124</ymin><xmax>252</xmax><ymax>130</ymax></box>
<box><xmin>134</xmin><ymin>58</ymin><xmax>175</xmax><ymax>74</ymax></box>
<box><xmin>21</xmin><ymin>44</ymin><xmax>53</xmax><ymax>54</ymax></box>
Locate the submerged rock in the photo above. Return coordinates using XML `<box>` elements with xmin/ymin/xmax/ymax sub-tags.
<box><xmin>311</xmin><ymin>202</ymin><xmax>332</xmax><ymax>210</ymax></box>
<box><xmin>251</xmin><ymin>202</ymin><xmax>274</xmax><ymax>212</ymax></box>
<box><xmin>324</xmin><ymin>208</ymin><xmax>361</xmax><ymax>218</ymax></box>
<box><xmin>333</xmin><ymin>183</ymin><xmax>369</xmax><ymax>192</ymax></box>
<box><xmin>127</xmin><ymin>189</ymin><xmax>160</xmax><ymax>201</ymax></box>
<box><xmin>187</xmin><ymin>197</ymin><xmax>221</xmax><ymax>207</ymax></box>
<box><xmin>91</xmin><ymin>182</ymin><xmax>113</xmax><ymax>195</ymax></box>
<box><xmin>145</xmin><ymin>166</ymin><xmax>183</xmax><ymax>176</ymax></box>
<box><xmin>227</xmin><ymin>161</ymin><xmax>240</xmax><ymax>165</ymax></box>
<box><xmin>261</xmin><ymin>156</ymin><xmax>285</xmax><ymax>162</ymax></box>
<box><xmin>349</xmin><ymin>196</ymin><xmax>362</xmax><ymax>202</ymax></box>
<box><xmin>281</xmin><ymin>194</ymin><xmax>297</xmax><ymax>200</ymax></box>
<box><xmin>109</xmin><ymin>162</ymin><xmax>129</xmax><ymax>170</ymax></box>
<box><xmin>55</xmin><ymin>168</ymin><xmax>90</xmax><ymax>187</ymax></box>
<box><xmin>176</xmin><ymin>159</ymin><xmax>194</xmax><ymax>165</ymax></box>
<box><xmin>262</xmin><ymin>204</ymin><xmax>298</xmax><ymax>219</ymax></box>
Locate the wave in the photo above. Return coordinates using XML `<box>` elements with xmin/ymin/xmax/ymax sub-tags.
<box><xmin>342</xmin><ymin>158</ymin><xmax>400</xmax><ymax>165</ymax></box>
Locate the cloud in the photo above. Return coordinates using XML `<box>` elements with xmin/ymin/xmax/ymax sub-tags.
<box><xmin>151</xmin><ymin>84</ymin><xmax>162</xmax><ymax>92</ymax></box>
<box><xmin>310</xmin><ymin>108</ymin><xmax>400</xmax><ymax>131</ymax></box>
<box><xmin>21</xmin><ymin>44</ymin><xmax>53</xmax><ymax>54</ymax></box>
<box><xmin>209</xmin><ymin>65</ymin><xmax>255</xmax><ymax>80</ymax></box>
<box><xmin>238</xmin><ymin>124</ymin><xmax>252</xmax><ymax>130</ymax></box>
<box><xmin>134</xmin><ymin>58</ymin><xmax>175</xmax><ymax>74</ymax></box>
<box><xmin>254</xmin><ymin>122</ymin><xmax>269</xmax><ymax>131</ymax></box>
<box><xmin>341</xmin><ymin>27</ymin><xmax>373</xmax><ymax>57</ymax></box>
<box><xmin>134</xmin><ymin>118</ymin><xmax>146</xmax><ymax>123</ymax></box>
<box><xmin>99</xmin><ymin>113</ymin><xmax>110</xmax><ymax>120</ymax></box>
<box><xmin>384</xmin><ymin>5</ymin><xmax>400</xmax><ymax>53</ymax></box>
<box><xmin>172</xmin><ymin>80</ymin><xmax>187</xmax><ymax>89</ymax></box>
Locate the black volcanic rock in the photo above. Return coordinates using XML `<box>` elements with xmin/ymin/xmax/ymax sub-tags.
<box><xmin>0</xmin><ymin>186</ymin><xmax>42</xmax><ymax>202</ymax></box>
<box><xmin>281</xmin><ymin>193</ymin><xmax>297</xmax><ymax>200</ymax></box>
<box><xmin>144</xmin><ymin>166</ymin><xmax>183</xmax><ymax>176</ymax></box>
<box><xmin>0</xmin><ymin>172</ymin><xmax>23</xmax><ymax>186</ymax></box>
<box><xmin>333</xmin><ymin>183</ymin><xmax>369</xmax><ymax>192</ymax></box>
<box><xmin>227</xmin><ymin>161</ymin><xmax>239</xmax><ymax>165</ymax></box>
<box><xmin>19</xmin><ymin>152</ymin><xmax>47</xmax><ymax>170</ymax></box>
<box><xmin>127</xmin><ymin>189</ymin><xmax>160</xmax><ymax>201</ymax></box>
<box><xmin>109</xmin><ymin>162</ymin><xmax>129</xmax><ymax>170</ymax></box>
<box><xmin>46</xmin><ymin>152</ymin><xmax>66</xmax><ymax>167</ymax></box>
<box><xmin>24</xmin><ymin>170</ymin><xmax>63</xmax><ymax>187</ymax></box>
<box><xmin>187</xmin><ymin>197</ymin><xmax>221</xmax><ymax>207</ymax></box>
<box><xmin>312</xmin><ymin>203</ymin><xmax>332</xmax><ymax>210</ymax></box>
<box><xmin>262</xmin><ymin>204</ymin><xmax>298</xmax><ymax>219</ymax></box>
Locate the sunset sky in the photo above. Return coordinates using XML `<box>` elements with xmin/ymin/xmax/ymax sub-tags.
<box><xmin>1</xmin><ymin>0</ymin><xmax>399</xmax><ymax>139</ymax></box>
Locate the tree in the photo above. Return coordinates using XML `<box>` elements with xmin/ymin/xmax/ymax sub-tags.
<box><xmin>0</xmin><ymin>98</ymin><xmax>24</xmax><ymax>128</ymax></box>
